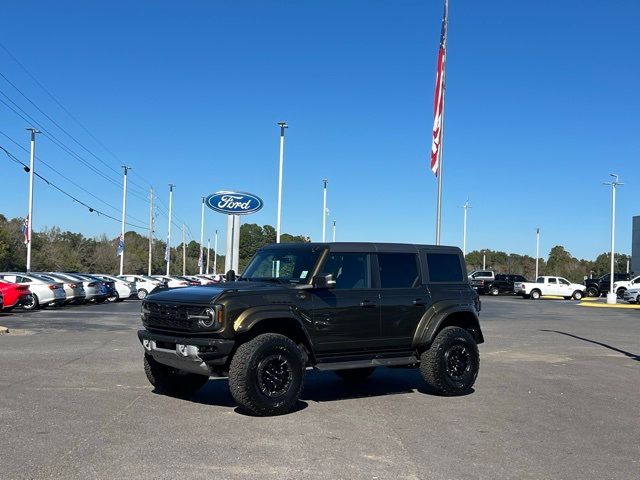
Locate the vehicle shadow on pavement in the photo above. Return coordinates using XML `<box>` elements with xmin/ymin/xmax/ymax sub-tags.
<box><xmin>540</xmin><ymin>329</ymin><xmax>640</xmax><ymax>362</ymax></box>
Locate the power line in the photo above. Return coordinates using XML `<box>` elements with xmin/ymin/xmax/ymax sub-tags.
<box><xmin>1</xmin><ymin>144</ymin><xmax>148</xmax><ymax>230</ymax></box>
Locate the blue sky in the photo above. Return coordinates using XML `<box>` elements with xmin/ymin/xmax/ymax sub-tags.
<box><xmin>0</xmin><ymin>0</ymin><xmax>638</xmax><ymax>260</ymax></box>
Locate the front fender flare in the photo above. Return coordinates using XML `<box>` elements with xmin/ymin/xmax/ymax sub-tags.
<box><xmin>232</xmin><ymin>305</ymin><xmax>315</xmax><ymax>349</ymax></box>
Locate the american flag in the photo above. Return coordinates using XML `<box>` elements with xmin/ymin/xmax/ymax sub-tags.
<box><xmin>116</xmin><ymin>234</ymin><xmax>125</xmax><ymax>256</ymax></box>
<box><xmin>164</xmin><ymin>238</ymin><xmax>170</xmax><ymax>263</ymax></box>
<box><xmin>430</xmin><ymin>0</ymin><xmax>448</xmax><ymax>176</ymax></box>
<box><xmin>197</xmin><ymin>248</ymin><xmax>203</xmax><ymax>268</ymax></box>
<box><xmin>21</xmin><ymin>216</ymin><xmax>29</xmax><ymax>244</ymax></box>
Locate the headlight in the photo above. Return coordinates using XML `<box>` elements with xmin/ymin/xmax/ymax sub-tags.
<box><xmin>141</xmin><ymin>302</ymin><xmax>150</xmax><ymax>322</ymax></box>
<box><xmin>197</xmin><ymin>304</ymin><xmax>224</xmax><ymax>330</ymax></box>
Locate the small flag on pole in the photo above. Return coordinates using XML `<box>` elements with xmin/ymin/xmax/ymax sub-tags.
<box><xmin>198</xmin><ymin>249</ymin><xmax>203</xmax><ymax>268</ymax></box>
<box><xmin>116</xmin><ymin>234</ymin><xmax>125</xmax><ymax>256</ymax></box>
<box><xmin>430</xmin><ymin>0</ymin><xmax>448</xmax><ymax>176</ymax></box>
<box><xmin>164</xmin><ymin>238</ymin><xmax>170</xmax><ymax>263</ymax></box>
<box><xmin>21</xmin><ymin>216</ymin><xmax>29</xmax><ymax>244</ymax></box>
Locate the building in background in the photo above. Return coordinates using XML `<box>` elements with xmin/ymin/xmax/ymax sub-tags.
<box><xmin>632</xmin><ymin>216</ymin><xmax>640</xmax><ymax>274</ymax></box>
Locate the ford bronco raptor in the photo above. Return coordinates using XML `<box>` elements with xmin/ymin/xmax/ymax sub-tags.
<box><xmin>139</xmin><ymin>242</ymin><xmax>483</xmax><ymax>416</ymax></box>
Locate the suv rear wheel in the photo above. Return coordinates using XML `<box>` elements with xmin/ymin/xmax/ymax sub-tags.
<box><xmin>334</xmin><ymin>367</ymin><xmax>376</xmax><ymax>382</ymax></box>
<box><xmin>489</xmin><ymin>286</ymin><xmax>500</xmax><ymax>296</ymax></box>
<box><xmin>420</xmin><ymin>326</ymin><xmax>479</xmax><ymax>396</ymax></box>
<box><xmin>586</xmin><ymin>286</ymin><xmax>599</xmax><ymax>297</ymax></box>
<box><xmin>144</xmin><ymin>354</ymin><xmax>209</xmax><ymax>396</ymax></box>
<box><xmin>228</xmin><ymin>333</ymin><xmax>305</xmax><ymax>416</ymax></box>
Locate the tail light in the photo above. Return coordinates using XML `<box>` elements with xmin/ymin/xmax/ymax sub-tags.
<box><xmin>69</xmin><ymin>283</ymin><xmax>78</xmax><ymax>289</ymax></box>
<box><xmin>179</xmin><ymin>282</ymin><xmax>188</xmax><ymax>286</ymax></box>
<box><xmin>48</xmin><ymin>285</ymin><xmax>59</xmax><ymax>290</ymax></box>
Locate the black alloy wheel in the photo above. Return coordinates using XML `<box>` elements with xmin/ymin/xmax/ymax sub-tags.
<box><xmin>444</xmin><ymin>344</ymin><xmax>471</xmax><ymax>382</ymax></box>
<box><xmin>256</xmin><ymin>354</ymin><xmax>292</xmax><ymax>398</ymax></box>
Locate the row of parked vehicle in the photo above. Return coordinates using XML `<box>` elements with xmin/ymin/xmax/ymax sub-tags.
<box><xmin>467</xmin><ymin>270</ymin><xmax>640</xmax><ymax>303</ymax></box>
<box><xmin>0</xmin><ymin>272</ymin><xmax>225</xmax><ymax>312</ymax></box>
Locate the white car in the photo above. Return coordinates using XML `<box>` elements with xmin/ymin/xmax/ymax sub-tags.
<box><xmin>613</xmin><ymin>275</ymin><xmax>640</xmax><ymax>299</ymax></box>
<box><xmin>516</xmin><ymin>276</ymin><xmax>586</xmax><ymax>300</ymax></box>
<box><xmin>36</xmin><ymin>273</ymin><xmax>86</xmax><ymax>304</ymax></box>
<box><xmin>0</xmin><ymin>272</ymin><xmax>66</xmax><ymax>310</ymax></box>
<box><xmin>94</xmin><ymin>274</ymin><xmax>137</xmax><ymax>302</ymax></box>
<box><xmin>151</xmin><ymin>275</ymin><xmax>192</xmax><ymax>288</ymax></box>
<box><xmin>119</xmin><ymin>275</ymin><xmax>164</xmax><ymax>300</ymax></box>
<box><xmin>622</xmin><ymin>287</ymin><xmax>640</xmax><ymax>304</ymax></box>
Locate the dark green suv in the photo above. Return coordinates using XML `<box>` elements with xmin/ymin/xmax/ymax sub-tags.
<box><xmin>139</xmin><ymin>242</ymin><xmax>483</xmax><ymax>416</ymax></box>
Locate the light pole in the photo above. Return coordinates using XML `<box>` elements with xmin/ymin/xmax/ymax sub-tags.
<box><xmin>604</xmin><ymin>174</ymin><xmax>623</xmax><ymax>304</ymax></box>
<box><xmin>332</xmin><ymin>220</ymin><xmax>336</xmax><ymax>242</ymax></box>
<box><xmin>276</xmin><ymin>122</ymin><xmax>288</xmax><ymax>243</ymax></box>
<box><xmin>148</xmin><ymin>188</ymin><xmax>154</xmax><ymax>276</ymax></box>
<box><xmin>166</xmin><ymin>184</ymin><xmax>174</xmax><ymax>275</ymax></box>
<box><xmin>462</xmin><ymin>200</ymin><xmax>471</xmax><ymax>257</ymax></box>
<box><xmin>182</xmin><ymin>223</ymin><xmax>186</xmax><ymax>276</ymax></box>
<box><xmin>199</xmin><ymin>197</ymin><xmax>205</xmax><ymax>275</ymax></box>
<box><xmin>118</xmin><ymin>166</ymin><xmax>130</xmax><ymax>276</ymax></box>
<box><xmin>535</xmin><ymin>227</ymin><xmax>540</xmax><ymax>279</ymax></box>
<box><xmin>322</xmin><ymin>179</ymin><xmax>328</xmax><ymax>242</ymax></box>
<box><xmin>25</xmin><ymin>128</ymin><xmax>39</xmax><ymax>272</ymax></box>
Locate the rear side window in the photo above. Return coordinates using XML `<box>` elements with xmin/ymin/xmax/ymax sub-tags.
<box><xmin>426</xmin><ymin>253</ymin><xmax>463</xmax><ymax>282</ymax></box>
<box><xmin>377</xmin><ymin>253</ymin><xmax>420</xmax><ymax>288</ymax></box>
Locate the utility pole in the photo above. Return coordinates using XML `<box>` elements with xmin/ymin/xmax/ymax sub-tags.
<box><xmin>276</xmin><ymin>121</ymin><xmax>288</xmax><ymax>243</ymax></box>
<box><xmin>535</xmin><ymin>227</ymin><xmax>540</xmax><ymax>279</ymax></box>
<box><xmin>199</xmin><ymin>197</ymin><xmax>205</xmax><ymax>275</ymax></box>
<box><xmin>148</xmin><ymin>188</ymin><xmax>154</xmax><ymax>276</ymax></box>
<box><xmin>322</xmin><ymin>179</ymin><xmax>328</xmax><ymax>242</ymax></box>
<box><xmin>332</xmin><ymin>220</ymin><xmax>336</xmax><ymax>242</ymax></box>
<box><xmin>25</xmin><ymin>128</ymin><xmax>39</xmax><ymax>272</ymax></box>
<box><xmin>605</xmin><ymin>174</ymin><xmax>623</xmax><ymax>304</ymax></box>
<box><xmin>213</xmin><ymin>229</ymin><xmax>218</xmax><ymax>274</ymax></box>
<box><xmin>462</xmin><ymin>200</ymin><xmax>471</xmax><ymax>257</ymax></box>
<box><xmin>118</xmin><ymin>166</ymin><xmax>130</xmax><ymax>276</ymax></box>
<box><xmin>166</xmin><ymin>184</ymin><xmax>174</xmax><ymax>275</ymax></box>
<box><xmin>206</xmin><ymin>238</ymin><xmax>211</xmax><ymax>274</ymax></box>
<box><xmin>182</xmin><ymin>224</ymin><xmax>187</xmax><ymax>276</ymax></box>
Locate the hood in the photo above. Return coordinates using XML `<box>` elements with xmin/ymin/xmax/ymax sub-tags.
<box><xmin>145</xmin><ymin>281</ymin><xmax>290</xmax><ymax>304</ymax></box>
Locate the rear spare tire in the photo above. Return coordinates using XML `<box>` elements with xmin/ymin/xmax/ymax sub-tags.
<box><xmin>420</xmin><ymin>326</ymin><xmax>479</xmax><ymax>396</ymax></box>
<box><xmin>228</xmin><ymin>333</ymin><xmax>304</xmax><ymax>416</ymax></box>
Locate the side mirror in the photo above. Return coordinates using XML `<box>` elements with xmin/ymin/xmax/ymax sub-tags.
<box><xmin>226</xmin><ymin>270</ymin><xmax>237</xmax><ymax>282</ymax></box>
<box><xmin>312</xmin><ymin>273</ymin><xmax>336</xmax><ymax>289</ymax></box>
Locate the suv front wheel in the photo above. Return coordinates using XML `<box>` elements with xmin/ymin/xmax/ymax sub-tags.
<box><xmin>420</xmin><ymin>326</ymin><xmax>479</xmax><ymax>396</ymax></box>
<box><xmin>144</xmin><ymin>354</ymin><xmax>209</xmax><ymax>396</ymax></box>
<box><xmin>228</xmin><ymin>333</ymin><xmax>305</xmax><ymax>416</ymax></box>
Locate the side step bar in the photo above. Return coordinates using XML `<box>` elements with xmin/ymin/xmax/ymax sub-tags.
<box><xmin>315</xmin><ymin>355</ymin><xmax>419</xmax><ymax>371</ymax></box>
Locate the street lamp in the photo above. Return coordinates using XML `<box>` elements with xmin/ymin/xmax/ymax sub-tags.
<box><xmin>604</xmin><ymin>174</ymin><xmax>623</xmax><ymax>304</ymax></box>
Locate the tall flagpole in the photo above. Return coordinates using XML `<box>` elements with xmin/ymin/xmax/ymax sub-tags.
<box><xmin>206</xmin><ymin>238</ymin><xmax>211</xmax><ymax>274</ymax></box>
<box><xmin>462</xmin><ymin>200</ymin><xmax>470</xmax><ymax>257</ymax></box>
<box><xmin>166</xmin><ymin>184</ymin><xmax>174</xmax><ymax>275</ymax></box>
<box><xmin>322</xmin><ymin>179</ymin><xmax>328</xmax><ymax>242</ymax></box>
<box><xmin>25</xmin><ymin>128</ymin><xmax>39</xmax><ymax>272</ymax></box>
<box><xmin>148</xmin><ymin>188</ymin><xmax>154</xmax><ymax>276</ymax></box>
<box><xmin>434</xmin><ymin>0</ymin><xmax>448</xmax><ymax>245</ymax></box>
<box><xmin>119</xmin><ymin>166</ymin><xmax>130</xmax><ymax>276</ymax></box>
<box><xmin>199</xmin><ymin>197</ymin><xmax>205</xmax><ymax>275</ymax></box>
<box><xmin>276</xmin><ymin>122</ymin><xmax>288</xmax><ymax>243</ymax></box>
<box><xmin>213</xmin><ymin>229</ymin><xmax>218</xmax><ymax>274</ymax></box>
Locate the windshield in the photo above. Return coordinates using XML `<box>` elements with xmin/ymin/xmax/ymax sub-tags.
<box><xmin>241</xmin><ymin>246</ymin><xmax>322</xmax><ymax>283</ymax></box>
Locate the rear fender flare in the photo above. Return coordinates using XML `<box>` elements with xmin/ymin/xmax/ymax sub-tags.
<box><xmin>412</xmin><ymin>303</ymin><xmax>483</xmax><ymax>349</ymax></box>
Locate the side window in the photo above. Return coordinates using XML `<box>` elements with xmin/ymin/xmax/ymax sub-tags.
<box><xmin>426</xmin><ymin>253</ymin><xmax>463</xmax><ymax>282</ymax></box>
<box><xmin>321</xmin><ymin>253</ymin><xmax>370</xmax><ymax>290</ymax></box>
<box><xmin>559</xmin><ymin>278</ymin><xmax>570</xmax><ymax>285</ymax></box>
<box><xmin>18</xmin><ymin>276</ymin><xmax>32</xmax><ymax>283</ymax></box>
<box><xmin>548</xmin><ymin>278</ymin><xmax>557</xmax><ymax>284</ymax></box>
<box><xmin>378</xmin><ymin>253</ymin><xmax>420</xmax><ymax>288</ymax></box>
<box><xmin>3</xmin><ymin>275</ymin><xmax>17</xmax><ymax>283</ymax></box>
<box><xmin>634</xmin><ymin>278</ymin><xmax>640</xmax><ymax>284</ymax></box>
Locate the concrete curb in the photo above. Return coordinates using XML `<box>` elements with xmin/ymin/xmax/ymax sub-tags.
<box><xmin>0</xmin><ymin>326</ymin><xmax>9</xmax><ymax>334</ymax></box>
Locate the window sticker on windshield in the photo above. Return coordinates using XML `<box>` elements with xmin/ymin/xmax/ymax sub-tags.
<box><xmin>300</xmin><ymin>271</ymin><xmax>308</xmax><ymax>279</ymax></box>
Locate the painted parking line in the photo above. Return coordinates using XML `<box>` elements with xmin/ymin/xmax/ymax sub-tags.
<box><xmin>578</xmin><ymin>302</ymin><xmax>640</xmax><ymax>310</ymax></box>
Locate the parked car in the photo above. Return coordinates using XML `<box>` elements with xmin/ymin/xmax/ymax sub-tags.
<box><xmin>36</xmin><ymin>273</ymin><xmax>86</xmax><ymax>304</ymax></box>
<box><xmin>0</xmin><ymin>279</ymin><xmax>32</xmax><ymax>311</ymax></box>
<box><xmin>0</xmin><ymin>273</ymin><xmax>66</xmax><ymax>310</ymax></box>
<box><xmin>516</xmin><ymin>276</ymin><xmax>586</xmax><ymax>300</ymax></box>
<box><xmin>472</xmin><ymin>273</ymin><xmax>528</xmax><ymax>295</ymax></box>
<box><xmin>139</xmin><ymin>242</ymin><xmax>484</xmax><ymax>416</ymax></box>
<box><xmin>78</xmin><ymin>274</ymin><xmax>114</xmax><ymax>302</ymax></box>
<box><xmin>46</xmin><ymin>272</ymin><xmax>107</xmax><ymax>303</ymax></box>
<box><xmin>622</xmin><ymin>287</ymin><xmax>640</xmax><ymax>304</ymax></box>
<box><xmin>150</xmin><ymin>275</ymin><xmax>191</xmax><ymax>288</ymax></box>
<box><xmin>612</xmin><ymin>275</ymin><xmax>640</xmax><ymax>298</ymax></box>
<box><xmin>468</xmin><ymin>270</ymin><xmax>495</xmax><ymax>281</ymax></box>
<box><xmin>94</xmin><ymin>274</ymin><xmax>137</xmax><ymax>301</ymax></box>
<box><xmin>185</xmin><ymin>275</ymin><xmax>216</xmax><ymax>285</ymax></box>
<box><xmin>584</xmin><ymin>273</ymin><xmax>630</xmax><ymax>297</ymax></box>
<box><xmin>119</xmin><ymin>275</ymin><xmax>165</xmax><ymax>300</ymax></box>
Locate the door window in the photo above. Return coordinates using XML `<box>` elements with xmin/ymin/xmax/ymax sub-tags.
<box><xmin>548</xmin><ymin>278</ymin><xmax>557</xmax><ymax>284</ymax></box>
<box><xmin>321</xmin><ymin>253</ymin><xmax>371</xmax><ymax>289</ymax></box>
<box><xmin>377</xmin><ymin>253</ymin><xmax>421</xmax><ymax>288</ymax></box>
<box><xmin>427</xmin><ymin>253</ymin><xmax>463</xmax><ymax>282</ymax></box>
<box><xmin>559</xmin><ymin>278</ymin><xmax>570</xmax><ymax>285</ymax></box>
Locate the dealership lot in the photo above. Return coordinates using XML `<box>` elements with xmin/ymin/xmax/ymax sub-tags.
<box><xmin>0</xmin><ymin>297</ymin><xmax>638</xmax><ymax>480</ymax></box>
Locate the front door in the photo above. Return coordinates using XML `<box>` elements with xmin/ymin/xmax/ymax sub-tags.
<box><xmin>308</xmin><ymin>252</ymin><xmax>382</xmax><ymax>354</ymax></box>
<box><xmin>545</xmin><ymin>277</ymin><xmax>560</xmax><ymax>295</ymax></box>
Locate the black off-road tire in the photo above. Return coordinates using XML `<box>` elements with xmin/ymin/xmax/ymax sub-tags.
<box><xmin>586</xmin><ymin>287</ymin><xmax>599</xmax><ymax>297</ymax></box>
<box><xmin>334</xmin><ymin>367</ymin><xmax>376</xmax><ymax>382</ymax></box>
<box><xmin>616</xmin><ymin>288</ymin><xmax>626</xmax><ymax>299</ymax></box>
<box><xmin>420</xmin><ymin>326</ymin><xmax>479</xmax><ymax>396</ymax></box>
<box><xmin>228</xmin><ymin>333</ymin><xmax>305</xmax><ymax>416</ymax></box>
<box><xmin>144</xmin><ymin>354</ymin><xmax>209</xmax><ymax>397</ymax></box>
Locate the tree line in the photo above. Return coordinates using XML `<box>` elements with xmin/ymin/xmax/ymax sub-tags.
<box><xmin>0</xmin><ymin>215</ymin><xmax>308</xmax><ymax>275</ymax></box>
<box><xmin>465</xmin><ymin>247</ymin><xmax>631</xmax><ymax>283</ymax></box>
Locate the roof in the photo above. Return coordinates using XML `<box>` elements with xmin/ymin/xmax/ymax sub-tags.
<box><xmin>262</xmin><ymin>242</ymin><xmax>462</xmax><ymax>254</ymax></box>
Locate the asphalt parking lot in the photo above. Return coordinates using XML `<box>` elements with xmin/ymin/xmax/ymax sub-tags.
<box><xmin>0</xmin><ymin>296</ymin><xmax>638</xmax><ymax>480</ymax></box>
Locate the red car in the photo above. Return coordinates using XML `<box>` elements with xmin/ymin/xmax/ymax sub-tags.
<box><xmin>0</xmin><ymin>279</ymin><xmax>32</xmax><ymax>312</ymax></box>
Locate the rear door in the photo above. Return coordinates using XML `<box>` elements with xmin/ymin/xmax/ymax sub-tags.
<box><xmin>421</xmin><ymin>247</ymin><xmax>467</xmax><ymax>303</ymax></box>
<box><xmin>378</xmin><ymin>252</ymin><xmax>428</xmax><ymax>348</ymax></box>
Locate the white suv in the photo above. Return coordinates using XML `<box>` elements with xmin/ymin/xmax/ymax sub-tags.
<box><xmin>613</xmin><ymin>275</ymin><xmax>640</xmax><ymax>299</ymax></box>
<box><xmin>119</xmin><ymin>275</ymin><xmax>163</xmax><ymax>300</ymax></box>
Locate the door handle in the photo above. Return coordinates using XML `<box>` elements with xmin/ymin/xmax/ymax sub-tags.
<box><xmin>413</xmin><ymin>299</ymin><xmax>427</xmax><ymax>306</ymax></box>
<box><xmin>360</xmin><ymin>300</ymin><xmax>377</xmax><ymax>308</ymax></box>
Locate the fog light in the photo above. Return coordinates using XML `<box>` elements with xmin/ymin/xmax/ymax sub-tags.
<box><xmin>142</xmin><ymin>339</ymin><xmax>152</xmax><ymax>351</ymax></box>
<box><xmin>177</xmin><ymin>344</ymin><xmax>188</xmax><ymax>356</ymax></box>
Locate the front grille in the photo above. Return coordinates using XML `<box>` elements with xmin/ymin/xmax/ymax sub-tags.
<box><xmin>143</xmin><ymin>302</ymin><xmax>208</xmax><ymax>332</ymax></box>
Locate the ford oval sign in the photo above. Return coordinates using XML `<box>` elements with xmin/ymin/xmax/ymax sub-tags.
<box><xmin>205</xmin><ymin>191</ymin><xmax>263</xmax><ymax>215</ymax></box>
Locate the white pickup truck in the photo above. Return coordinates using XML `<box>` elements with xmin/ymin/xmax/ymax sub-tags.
<box><xmin>515</xmin><ymin>276</ymin><xmax>586</xmax><ymax>300</ymax></box>
<box><xmin>613</xmin><ymin>275</ymin><xmax>640</xmax><ymax>298</ymax></box>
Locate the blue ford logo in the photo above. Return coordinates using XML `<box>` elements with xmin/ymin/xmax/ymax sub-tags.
<box><xmin>205</xmin><ymin>191</ymin><xmax>263</xmax><ymax>215</ymax></box>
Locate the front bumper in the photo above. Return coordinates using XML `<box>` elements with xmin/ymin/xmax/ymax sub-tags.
<box><xmin>137</xmin><ymin>330</ymin><xmax>235</xmax><ymax>376</ymax></box>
